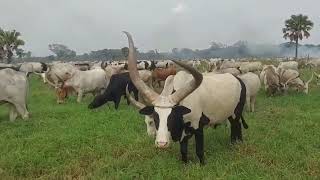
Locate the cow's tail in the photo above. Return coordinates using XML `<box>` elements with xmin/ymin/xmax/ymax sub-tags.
<box><xmin>241</xmin><ymin>115</ymin><xmax>248</xmax><ymax>129</ymax></box>
<box><xmin>234</xmin><ymin>76</ymin><xmax>248</xmax><ymax>129</ymax></box>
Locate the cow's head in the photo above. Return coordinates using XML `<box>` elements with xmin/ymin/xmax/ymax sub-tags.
<box><xmin>285</xmin><ymin>73</ymin><xmax>314</xmax><ymax>94</ymax></box>
<box><xmin>54</xmin><ymin>73</ymin><xmax>71</xmax><ymax>104</ymax></box>
<box><xmin>40</xmin><ymin>62</ymin><xmax>48</xmax><ymax>73</ymax></box>
<box><xmin>56</xmin><ymin>87</ymin><xmax>68</xmax><ymax>104</ymax></box>
<box><xmin>124</xmin><ymin>32</ymin><xmax>203</xmax><ymax>148</ymax></box>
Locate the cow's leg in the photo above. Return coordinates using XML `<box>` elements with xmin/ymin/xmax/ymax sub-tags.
<box><xmin>13</xmin><ymin>103</ymin><xmax>29</xmax><ymax>120</ymax></box>
<box><xmin>9</xmin><ymin>104</ymin><xmax>18</xmax><ymax>122</ymax></box>
<box><xmin>228</xmin><ymin>117</ymin><xmax>237</xmax><ymax>143</ymax></box>
<box><xmin>180</xmin><ymin>137</ymin><xmax>189</xmax><ymax>163</ymax></box>
<box><xmin>229</xmin><ymin>117</ymin><xmax>242</xmax><ymax>143</ymax></box>
<box><xmin>246</xmin><ymin>96</ymin><xmax>251</xmax><ymax>112</ymax></box>
<box><xmin>114</xmin><ymin>96</ymin><xmax>121</xmax><ymax>110</ymax></box>
<box><xmin>250</xmin><ymin>96</ymin><xmax>256</xmax><ymax>112</ymax></box>
<box><xmin>195</xmin><ymin>128</ymin><xmax>205</xmax><ymax>165</ymax></box>
<box><xmin>77</xmin><ymin>90</ymin><xmax>83</xmax><ymax>103</ymax></box>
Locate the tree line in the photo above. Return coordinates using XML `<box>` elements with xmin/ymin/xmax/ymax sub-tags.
<box><xmin>0</xmin><ymin>14</ymin><xmax>315</xmax><ymax>63</ymax></box>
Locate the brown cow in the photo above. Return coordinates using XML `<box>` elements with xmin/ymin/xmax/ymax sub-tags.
<box><xmin>151</xmin><ymin>66</ymin><xmax>177</xmax><ymax>88</ymax></box>
<box><xmin>56</xmin><ymin>86</ymin><xmax>76</xmax><ymax>104</ymax></box>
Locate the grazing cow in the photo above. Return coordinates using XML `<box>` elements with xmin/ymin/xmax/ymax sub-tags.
<box><xmin>46</xmin><ymin>62</ymin><xmax>112</xmax><ymax>103</ymax></box>
<box><xmin>263</xmin><ymin>66</ymin><xmax>282</xmax><ymax>96</ymax></box>
<box><xmin>279</xmin><ymin>68</ymin><xmax>313</xmax><ymax>94</ymax></box>
<box><xmin>239</xmin><ymin>62</ymin><xmax>263</xmax><ymax>73</ymax></box>
<box><xmin>151</xmin><ymin>66</ymin><xmax>177</xmax><ymax>87</ymax></box>
<box><xmin>124</xmin><ymin>32</ymin><xmax>247</xmax><ymax>164</ymax></box>
<box><xmin>278</xmin><ymin>61</ymin><xmax>298</xmax><ymax>71</ymax></box>
<box><xmin>238</xmin><ymin>72</ymin><xmax>261</xmax><ymax>112</ymax></box>
<box><xmin>0</xmin><ymin>68</ymin><xmax>29</xmax><ymax>121</ymax></box>
<box><xmin>306</xmin><ymin>59</ymin><xmax>320</xmax><ymax>68</ymax></box>
<box><xmin>45</xmin><ymin>63</ymin><xmax>77</xmax><ymax>88</ymax></box>
<box><xmin>59</xmin><ymin>68</ymin><xmax>110</xmax><ymax>103</ymax></box>
<box><xmin>88</xmin><ymin>70</ymin><xmax>152</xmax><ymax>109</ymax></box>
<box><xmin>260</xmin><ymin>65</ymin><xmax>276</xmax><ymax>90</ymax></box>
<box><xmin>88</xmin><ymin>72</ymin><xmax>139</xmax><ymax>109</ymax></box>
<box><xmin>55</xmin><ymin>86</ymin><xmax>76</xmax><ymax>104</ymax></box>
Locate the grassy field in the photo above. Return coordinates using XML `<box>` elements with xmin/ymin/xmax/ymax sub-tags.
<box><xmin>0</xmin><ymin>72</ymin><xmax>320</xmax><ymax>179</ymax></box>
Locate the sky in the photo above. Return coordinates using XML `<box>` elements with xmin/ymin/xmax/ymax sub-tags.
<box><xmin>0</xmin><ymin>0</ymin><xmax>319</xmax><ymax>56</ymax></box>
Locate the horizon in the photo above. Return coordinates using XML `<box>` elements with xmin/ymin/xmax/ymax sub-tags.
<box><xmin>1</xmin><ymin>0</ymin><xmax>319</xmax><ymax>56</ymax></box>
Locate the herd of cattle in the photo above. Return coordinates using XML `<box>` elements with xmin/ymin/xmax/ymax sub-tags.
<box><xmin>1</xmin><ymin>32</ymin><xmax>320</xmax><ymax>164</ymax></box>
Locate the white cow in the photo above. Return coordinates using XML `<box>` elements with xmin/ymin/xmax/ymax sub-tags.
<box><xmin>278</xmin><ymin>61</ymin><xmax>298</xmax><ymax>71</ymax></box>
<box><xmin>59</xmin><ymin>68</ymin><xmax>111</xmax><ymax>103</ymax></box>
<box><xmin>239</xmin><ymin>62</ymin><xmax>263</xmax><ymax>73</ymax></box>
<box><xmin>238</xmin><ymin>72</ymin><xmax>261</xmax><ymax>112</ymax></box>
<box><xmin>0</xmin><ymin>68</ymin><xmax>29</xmax><ymax>121</ymax></box>
<box><xmin>125</xmin><ymin>32</ymin><xmax>247</xmax><ymax>164</ymax></box>
<box><xmin>19</xmin><ymin>62</ymin><xmax>48</xmax><ymax>74</ymax></box>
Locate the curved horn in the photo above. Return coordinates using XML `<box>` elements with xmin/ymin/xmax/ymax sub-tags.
<box><xmin>126</xmin><ymin>85</ymin><xmax>145</xmax><ymax>109</ymax></box>
<box><xmin>313</xmin><ymin>71</ymin><xmax>320</xmax><ymax>78</ymax></box>
<box><xmin>284</xmin><ymin>75</ymin><xmax>299</xmax><ymax>85</ymax></box>
<box><xmin>45</xmin><ymin>73</ymin><xmax>58</xmax><ymax>88</ymax></box>
<box><xmin>161</xmin><ymin>75</ymin><xmax>175</xmax><ymax>96</ymax></box>
<box><xmin>303</xmin><ymin>73</ymin><xmax>314</xmax><ymax>94</ymax></box>
<box><xmin>124</xmin><ymin>31</ymin><xmax>159</xmax><ymax>103</ymax></box>
<box><xmin>306</xmin><ymin>73</ymin><xmax>314</xmax><ymax>84</ymax></box>
<box><xmin>54</xmin><ymin>73</ymin><xmax>65</xmax><ymax>87</ymax></box>
<box><xmin>169</xmin><ymin>60</ymin><xmax>203</xmax><ymax>104</ymax></box>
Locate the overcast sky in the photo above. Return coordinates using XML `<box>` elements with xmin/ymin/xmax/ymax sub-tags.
<box><xmin>1</xmin><ymin>0</ymin><xmax>319</xmax><ymax>56</ymax></box>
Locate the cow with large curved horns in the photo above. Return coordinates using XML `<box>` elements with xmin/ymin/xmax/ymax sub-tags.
<box><xmin>124</xmin><ymin>31</ymin><xmax>247</xmax><ymax>164</ymax></box>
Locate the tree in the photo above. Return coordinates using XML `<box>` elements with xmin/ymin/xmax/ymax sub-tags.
<box><xmin>48</xmin><ymin>44</ymin><xmax>76</xmax><ymax>59</ymax></box>
<box><xmin>16</xmin><ymin>48</ymin><xmax>24</xmax><ymax>58</ymax></box>
<box><xmin>0</xmin><ymin>28</ymin><xmax>25</xmax><ymax>63</ymax></box>
<box><xmin>282</xmin><ymin>14</ymin><xmax>313</xmax><ymax>59</ymax></box>
<box><xmin>121</xmin><ymin>47</ymin><xmax>129</xmax><ymax>58</ymax></box>
<box><xmin>25</xmin><ymin>51</ymin><xmax>32</xmax><ymax>58</ymax></box>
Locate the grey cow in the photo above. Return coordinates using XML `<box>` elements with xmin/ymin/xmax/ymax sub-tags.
<box><xmin>0</xmin><ymin>68</ymin><xmax>29</xmax><ymax>121</ymax></box>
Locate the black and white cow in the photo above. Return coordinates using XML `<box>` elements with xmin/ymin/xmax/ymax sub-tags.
<box><xmin>124</xmin><ymin>31</ymin><xmax>248</xmax><ymax>164</ymax></box>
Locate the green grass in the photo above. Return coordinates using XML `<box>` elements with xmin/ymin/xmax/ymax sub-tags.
<box><xmin>0</xmin><ymin>73</ymin><xmax>320</xmax><ymax>179</ymax></box>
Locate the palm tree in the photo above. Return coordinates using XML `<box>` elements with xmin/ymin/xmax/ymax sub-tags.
<box><xmin>0</xmin><ymin>29</ymin><xmax>25</xmax><ymax>63</ymax></box>
<box><xmin>282</xmin><ymin>14</ymin><xmax>313</xmax><ymax>59</ymax></box>
<box><xmin>16</xmin><ymin>48</ymin><xmax>25</xmax><ymax>58</ymax></box>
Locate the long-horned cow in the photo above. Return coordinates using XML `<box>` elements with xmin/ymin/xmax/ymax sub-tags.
<box><xmin>124</xmin><ymin>32</ymin><xmax>247</xmax><ymax>164</ymax></box>
<box><xmin>279</xmin><ymin>68</ymin><xmax>313</xmax><ymax>94</ymax></box>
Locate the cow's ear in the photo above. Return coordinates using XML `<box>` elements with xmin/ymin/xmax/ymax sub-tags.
<box><xmin>139</xmin><ymin>106</ymin><xmax>154</xmax><ymax>115</ymax></box>
<box><xmin>173</xmin><ymin>105</ymin><xmax>191</xmax><ymax>115</ymax></box>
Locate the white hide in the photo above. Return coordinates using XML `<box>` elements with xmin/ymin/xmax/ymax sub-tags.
<box><xmin>238</xmin><ymin>72</ymin><xmax>261</xmax><ymax>112</ymax></box>
<box><xmin>64</xmin><ymin>68</ymin><xmax>110</xmax><ymax>102</ymax></box>
<box><xmin>0</xmin><ymin>68</ymin><xmax>29</xmax><ymax>121</ymax></box>
<box><xmin>278</xmin><ymin>61</ymin><xmax>298</xmax><ymax>70</ymax></box>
